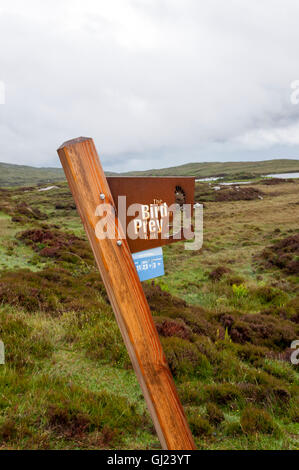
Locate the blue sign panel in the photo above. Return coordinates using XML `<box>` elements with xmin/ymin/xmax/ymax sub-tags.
<box><xmin>132</xmin><ymin>247</ymin><xmax>165</xmax><ymax>282</ymax></box>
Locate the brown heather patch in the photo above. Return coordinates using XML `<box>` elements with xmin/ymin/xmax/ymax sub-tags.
<box><xmin>289</xmin><ymin>408</ymin><xmax>299</xmax><ymax>424</ymax></box>
<box><xmin>240</xmin><ymin>406</ymin><xmax>279</xmax><ymax>436</ymax></box>
<box><xmin>47</xmin><ymin>404</ymin><xmax>92</xmax><ymax>438</ymax></box>
<box><xmin>81</xmin><ymin>427</ymin><xmax>118</xmax><ymax>449</ymax></box>
<box><xmin>0</xmin><ymin>268</ymin><xmax>107</xmax><ymax>314</ymax></box>
<box><xmin>259</xmin><ymin>234</ymin><xmax>299</xmax><ymax>275</ymax></box>
<box><xmin>187</xmin><ymin>414</ymin><xmax>213</xmax><ymax>437</ymax></box>
<box><xmin>0</xmin><ymin>419</ymin><xmax>18</xmax><ymax>441</ymax></box>
<box><xmin>144</xmin><ymin>283</ymin><xmax>219</xmax><ymax>339</ymax></box>
<box><xmin>55</xmin><ymin>201</ymin><xmax>76</xmax><ymax>210</ymax></box>
<box><xmin>261</xmin><ymin>178</ymin><xmax>293</xmax><ymax>185</ymax></box>
<box><xmin>14</xmin><ymin>202</ymin><xmax>48</xmax><ymax>221</ymax></box>
<box><xmin>43</xmin><ymin>384</ymin><xmax>147</xmax><ymax>446</ymax></box>
<box><xmin>206</xmin><ymin>403</ymin><xmax>225</xmax><ymax>426</ymax></box>
<box><xmin>0</xmin><ymin>190</ymin><xmax>48</xmax><ymax>222</ymax></box>
<box><xmin>180</xmin><ymin>378</ymin><xmax>294</xmax><ymax>411</ymax></box>
<box><xmin>155</xmin><ymin>318</ymin><xmax>192</xmax><ymax>341</ymax></box>
<box><xmin>261</xmin><ymin>296</ymin><xmax>299</xmax><ymax>325</ymax></box>
<box><xmin>203</xmin><ymin>383</ymin><xmax>243</xmax><ymax>406</ymax></box>
<box><xmin>161</xmin><ymin>336</ymin><xmax>213</xmax><ymax>379</ymax></box>
<box><xmin>219</xmin><ymin>312</ymin><xmax>298</xmax><ymax>350</ymax></box>
<box><xmin>215</xmin><ymin>187</ymin><xmax>264</xmax><ymax>202</ymax></box>
<box><xmin>209</xmin><ymin>266</ymin><xmax>231</xmax><ymax>281</ymax></box>
<box><xmin>17</xmin><ymin>227</ymin><xmax>95</xmax><ymax>265</ymax></box>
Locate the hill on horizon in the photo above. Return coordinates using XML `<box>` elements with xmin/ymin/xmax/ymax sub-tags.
<box><xmin>0</xmin><ymin>162</ymin><xmax>65</xmax><ymax>187</ymax></box>
<box><xmin>0</xmin><ymin>158</ymin><xmax>299</xmax><ymax>186</ymax></box>
<box><xmin>122</xmin><ymin>158</ymin><xmax>299</xmax><ymax>178</ymax></box>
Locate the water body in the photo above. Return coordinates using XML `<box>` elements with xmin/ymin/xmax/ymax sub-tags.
<box><xmin>265</xmin><ymin>172</ymin><xmax>299</xmax><ymax>179</ymax></box>
<box><xmin>196</xmin><ymin>177</ymin><xmax>220</xmax><ymax>182</ymax></box>
<box><xmin>196</xmin><ymin>172</ymin><xmax>299</xmax><ymax>184</ymax></box>
<box><xmin>196</xmin><ymin>178</ymin><xmax>252</xmax><ymax>185</ymax></box>
<box><xmin>220</xmin><ymin>181</ymin><xmax>252</xmax><ymax>186</ymax></box>
<box><xmin>38</xmin><ymin>186</ymin><xmax>59</xmax><ymax>192</ymax></box>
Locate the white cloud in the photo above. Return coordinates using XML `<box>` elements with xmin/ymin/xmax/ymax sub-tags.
<box><xmin>0</xmin><ymin>0</ymin><xmax>299</xmax><ymax>171</ymax></box>
<box><xmin>236</xmin><ymin>122</ymin><xmax>299</xmax><ymax>148</ymax></box>
<box><xmin>0</xmin><ymin>81</ymin><xmax>5</xmax><ymax>104</ymax></box>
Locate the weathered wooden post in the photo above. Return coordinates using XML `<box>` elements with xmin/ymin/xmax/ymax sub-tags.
<box><xmin>57</xmin><ymin>137</ymin><xmax>196</xmax><ymax>450</ymax></box>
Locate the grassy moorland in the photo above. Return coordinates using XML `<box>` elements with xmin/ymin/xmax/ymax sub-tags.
<box><xmin>0</xmin><ymin>177</ymin><xmax>298</xmax><ymax>450</ymax></box>
<box><xmin>1</xmin><ymin>159</ymin><xmax>299</xmax><ymax>186</ymax></box>
<box><xmin>0</xmin><ymin>163</ymin><xmax>65</xmax><ymax>187</ymax></box>
<box><xmin>122</xmin><ymin>159</ymin><xmax>299</xmax><ymax>178</ymax></box>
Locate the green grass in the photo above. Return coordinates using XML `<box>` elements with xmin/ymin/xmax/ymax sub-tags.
<box><xmin>0</xmin><ymin>162</ymin><xmax>65</xmax><ymax>187</ymax></box>
<box><xmin>0</xmin><ymin>178</ymin><xmax>298</xmax><ymax>449</ymax></box>
<box><xmin>1</xmin><ymin>159</ymin><xmax>299</xmax><ymax>187</ymax></box>
<box><xmin>122</xmin><ymin>159</ymin><xmax>299</xmax><ymax>178</ymax></box>
<box><xmin>0</xmin><ymin>212</ymin><xmax>48</xmax><ymax>271</ymax></box>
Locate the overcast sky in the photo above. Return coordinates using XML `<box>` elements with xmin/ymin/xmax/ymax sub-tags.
<box><xmin>0</xmin><ymin>0</ymin><xmax>299</xmax><ymax>172</ymax></box>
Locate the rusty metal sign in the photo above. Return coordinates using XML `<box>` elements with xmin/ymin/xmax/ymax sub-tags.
<box><xmin>107</xmin><ymin>176</ymin><xmax>195</xmax><ymax>253</ymax></box>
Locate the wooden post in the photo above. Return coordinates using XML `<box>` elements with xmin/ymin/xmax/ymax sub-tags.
<box><xmin>57</xmin><ymin>137</ymin><xmax>196</xmax><ymax>450</ymax></box>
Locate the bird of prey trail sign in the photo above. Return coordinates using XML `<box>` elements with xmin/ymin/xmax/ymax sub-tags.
<box><xmin>57</xmin><ymin>137</ymin><xmax>196</xmax><ymax>450</ymax></box>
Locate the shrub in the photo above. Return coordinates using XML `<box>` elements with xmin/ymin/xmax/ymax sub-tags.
<box><xmin>178</xmin><ymin>382</ymin><xmax>206</xmax><ymax>406</ymax></box>
<box><xmin>206</xmin><ymin>403</ymin><xmax>225</xmax><ymax>426</ymax></box>
<box><xmin>213</xmin><ymin>352</ymin><xmax>244</xmax><ymax>383</ymax></box>
<box><xmin>0</xmin><ymin>268</ymin><xmax>107</xmax><ymax>314</ymax></box>
<box><xmin>216</xmin><ymin>187</ymin><xmax>264</xmax><ymax>202</ymax></box>
<box><xmin>262</xmin><ymin>360</ymin><xmax>298</xmax><ymax>385</ymax></box>
<box><xmin>260</xmin><ymin>234</ymin><xmax>299</xmax><ymax>275</ymax></box>
<box><xmin>0</xmin><ymin>307</ymin><xmax>53</xmax><ymax>370</ymax></box>
<box><xmin>226</xmin><ymin>275</ymin><xmax>245</xmax><ymax>286</ymax></box>
<box><xmin>188</xmin><ymin>414</ymin><xmax>213</xmax><ymax>437</ymax></box>
<box><xmin>44</xmin><ymin>381</ymin><xmax>146</xmax><ymax>439</ymax></box>
<box><xmin>155</xmin><ymin>317</ymin><xmax>192</xmax><ymax>341</ymax></box>
<box><xmin>161</xmin><ymin>337</ymin><xmax>213</xmax><ymax>379</ymax></box>
<box><xmin>17</xmin><ymin>228</ymin><xmax>94</xmax><ymax>265</ymax></box>
<box><xmin>289</xmin><ymin>407</ymin><xmax>299</xmax><ymax>423</ymax></box>
<box><xmin>224</xmin><ymin>420</ymin><xmax>243</xmax><ymax>436</ymax></box>
<box><xmin>240</xmin><ymin>406</ymin><xmax>279</xmax><ymax>435</ymax></box>
<box><xmin>209</xmin><ymin>266</ymin><xmax>231</xmax><ymax>281</ymax></box>
<box><xmin>144</xmin><ymin>283</ymin><xmax>218</xmax><ymax>339</ymax></box>
<box><xmin>79</xmin><ymin>315</ymin><xmax>130</xmax><ymax>368</ymax></box>
<box><xmin>0</xmin><ymin>419</ymin><xmax>18</xmax><ymax>441</ymax></box>
<box><xmin>205</xmin><ymin>383</ymin><xmax>242</xmax><ymax>406</ymax></box>
<box><xmin>230</xmin><ymin>342</ymin><xmax>268</xmax><ymax>366</ymax></box>
<box><xmin>252</xmin><ymin>286</ymin><xmax>287</xmax><ymax>306</ymax></box>
<box><xmin>232</xmin><ymin>284</ymin><xmax>248</xmax><ymax>298</ymax></box>
<box><xmin>219</xmin><ymin>311</ymin><xmax>298</xmax><ymax>350</ymax></box>
<box><xmin>205</xmin><ymin>383</ymin><xmax>243</xmax><ymax>407</ymax></box>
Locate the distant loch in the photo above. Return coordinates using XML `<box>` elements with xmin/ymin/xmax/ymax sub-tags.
<box><xmin>265</xmin><ymin>172</ymin><xmax>299</xmax><ymax>179</ymax></box>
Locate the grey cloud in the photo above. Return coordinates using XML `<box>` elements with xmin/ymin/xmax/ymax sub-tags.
<box><xmin>0</xmin><ymin>0</ymin><xmax>299</xmax><ymax>172</ymax></box>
